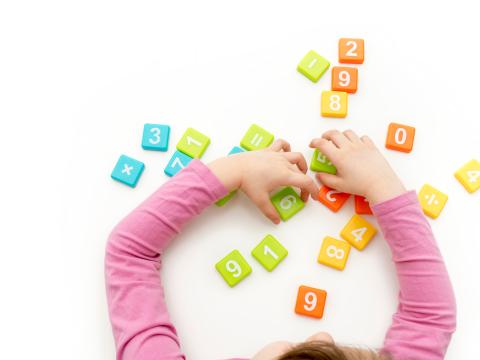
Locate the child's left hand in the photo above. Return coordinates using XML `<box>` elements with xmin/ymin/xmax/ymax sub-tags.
<box><xmin>208</xmin><ymin>139</ymin><xmax>319</xmax><ymax>224</ymax></box>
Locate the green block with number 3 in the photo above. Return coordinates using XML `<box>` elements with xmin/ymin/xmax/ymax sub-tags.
<box><xmin>251</xmin><ymin>234</ymin><xmax>288</xmax><ymax>271</ymax></box>
<box><xmin>215</xmin><ymin>250</ymin><xmax>252</xmax><ymax>287</ymax></box>
<box><xmin>240</xmin><ymin>124</ymin><xmax>274</xmax><ymax>151</ymax></box>
<box><xmin>271</xmin><ymin>187</ymin><xmax>305</xmax><ymax>221</ymax></box>
<box><xmin>177</xmin><ymin>127</ymin><xmax>211</xmax><ymax>158</ymax></box>
<box><xmin>310</xmin><ymin>149</ymin><xmax>337</xmax><ymax>174</ymax></box>
<box><xmin>297</xmin><ymin>50</ymin><xmax>330</xmax><ymax>83</ymax></box>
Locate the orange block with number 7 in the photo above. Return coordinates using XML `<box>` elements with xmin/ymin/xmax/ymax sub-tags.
<box><xmin>386</xmin><ymin>123</ymin><xmax>416</xmax><ymax>153</ymax></box>
<box><xmin>318</xmin><ymin>186</ymin><xmax>350</xmax><ymax>212</ymax></box>
<box><xmin>339</xmin><ymin>38</ymin><xmax>365</xmax><ymax>64</ymax></box>
<box><xmin>331</xmin><ymin>66</ymin><xmax>358</xmax><ymax>93</ymax></box>
<box><xmin>295</xmin><ymin>285</ymin><xmax>327</xmax><ymax>319</ymax></box>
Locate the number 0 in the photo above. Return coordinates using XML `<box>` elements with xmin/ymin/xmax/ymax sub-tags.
<box><xmin>394</xmin><ymin>128</ymin><xmax>407</xmax><ymax>145</ymax></box>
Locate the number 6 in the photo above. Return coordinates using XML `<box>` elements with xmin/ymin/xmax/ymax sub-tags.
<box><xmin>280</xmin><ymin>195</ymin><xmax>296</xmax><ymax>210</ymax></box>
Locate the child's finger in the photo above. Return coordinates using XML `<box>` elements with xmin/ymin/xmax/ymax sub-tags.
<box><xmin>269</xmin><ymin>139</ymin><xmax>291</xmax><ymax>152</ymax></box>
<box><xmin>288</xmin><ymin>173</ymin><xmax>319</xmax><ymax>199</ymax></box>
<box><xmin>322</xmin><ymin>130</ymin><xmax>349</xmax><ymax>148</ymax></box>
<box><xmin>256</xmin><ymin>195</ymin><xmax>281</xmax><ymax>224</ymax></box>
<box><xmin>315</xmin><ymin>172</ymin><xmax>343</xmax><ymax>191</ymax></box>
<box><xmin>343</xmin><ymin>129</ymin><xmax>361</xmax><ymax>143</ymax></box>
<box><xmin>309</xmin><ymin>138</ymin><xmax>339</xmax><ymax>162</ymax></box>
<box><xmin>283</xmin><ymin>152</ymin><xmax>308</xmax><ymax>174</ymax></box>
<box><xmin>360</xmin><ymin>135</ymin><xmax>375</xmax><ymax>147</ymax></box>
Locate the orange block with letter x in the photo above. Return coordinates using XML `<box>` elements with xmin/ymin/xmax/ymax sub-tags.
<box><xmin>386</xmin><ymin>123</ymin><xmax>416</xmax><ymax>153</ymax></box>
<box><xmin>295</xmin><ymin>285</ymin><xmax>327</xmax><ymax>319</ymax></box>
<box><xmin>318</xmin><ymin>186</ymin><xmax>350</xmax><ymax>212</ymax></box>
<box><xmin>331</xmin><ymin>66</ymin><xmax>358</xmax><ymax>93</ymax></box>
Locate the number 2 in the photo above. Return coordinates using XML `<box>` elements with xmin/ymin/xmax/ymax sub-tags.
<box><xmin>346</xmin><ymin>41</ymin><xmax>358</xmax><ymax>56</ymax></box>
<box><xmin>303</xmin><ymin>292</ymin><xmax>317</xmax><ymax>311</ymax></box>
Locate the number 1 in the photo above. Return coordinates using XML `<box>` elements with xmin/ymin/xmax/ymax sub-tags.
<box><xmin>187</xmin><ymin>136</ymin><xmax>202</xmax><ymax>147</ymax></box>
<box><xmin>263</xmin><ymin>245</ymin><xmax>279</xmax><ymax>260</ymax></box>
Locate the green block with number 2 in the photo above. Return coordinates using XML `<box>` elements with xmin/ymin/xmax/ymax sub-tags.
<box><xmin>177</xmin><ymin>127</ymin><xmax>211</xmax><ymax>158</ymax></box>
<box><xmin>251</xmin><ymin>234</ymin><xmax>288</xmax><ymax>271</ymax></box>
<box><xmin>271</xmin><ymin>187</ymin><xmax>305</xmax><ymax>221</ymax></box>
<box><xmin>215</xmin><ymin>250</ymin><xmax>252</xmax><ymax>287</ymax></box>
<box><xmin>310</xmin><ymin>149</ymin><xmax>337</xmax><ymax>174</ymax></box>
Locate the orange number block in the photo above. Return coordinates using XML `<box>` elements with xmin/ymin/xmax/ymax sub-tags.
<box><xmin>339</xmin><ymin>38</ymin><xmax>364</xmax><ymax>64</ymax></box>
<box><xmin>295</xmin><ymin>285</ymin><xmax>327</xmax><ymax>319</ymax></box>
<box><xmin>318</xmin><ymin>186</ymin><xmax>350</xmax><ymax>212</ymax></box>
<box><xmin>354</xmin><ymin>195</ymin><xmax>372</xmax><ymax>215</ymax></box>
<box><xmin>317</xmin><ymin>236</ymin><xmax>351</xmax><ymax>271</ymax></box>
<box><xmin>385</xmin><ymin>123</ymin><xmax>416</xmax><ymax>153</ymax></box>
<box><xmin>331</xmin><ymin>66</ymin><xmax>358</xmax><ymax>93</ymax></box>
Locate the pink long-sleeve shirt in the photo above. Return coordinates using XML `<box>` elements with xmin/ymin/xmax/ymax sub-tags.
<box><xmin>105</xmin><ymin>160</ymin><xmax>456</xmax><ymax>360</ymax></box>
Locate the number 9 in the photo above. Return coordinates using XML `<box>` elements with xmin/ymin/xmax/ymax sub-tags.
<box><xmin>280</xmin><ymin>195</ymin><xmax>296</xmax><ymax>210</ymax></box>
<box><xmin>304</xmin><ymin>292</ymin><xmax>317</xmax><ymax>311</ymax></box>
<box><xmin>226</xmin><ymin>260</ymin><xmax>242</xmax><ymax>278</ymax></box>
<box><xmin>338</xmin><ymin>70</ymin><xmax>351</xmax><ymax>86</ymax></box>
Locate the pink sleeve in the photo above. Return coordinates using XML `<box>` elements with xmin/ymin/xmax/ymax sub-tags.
<box><xmin>372</xmin><ymin>191</ymin><xmax>456</xmax><ymax>360</ymax></box>
<box><xmin>105</xmin><ymin>160</ymin><xmax>228</xmax><ymax>360</ymax></box>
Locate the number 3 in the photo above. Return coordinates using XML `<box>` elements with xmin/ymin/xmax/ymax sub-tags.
<box><xmin>149</xmin><ymin>127</ymin><xmax>161</xmax><ymax>145</ymax></box>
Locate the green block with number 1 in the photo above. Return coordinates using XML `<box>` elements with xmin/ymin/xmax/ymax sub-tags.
<box><xmin>252</xmin><ymin>235</ymin><xmax>288</xmax><ymax>271</ymax></box>
<box><xmin>271</xmin><ymin>187</ymin><xmax>305</xmax><ymax>221</ymax></box>
<box><xmin>297</xmin><ymin>50</ymin><xmax>330</xmax><ymax>83</ymax></box>
<box><xmin>310</xmin><ymin>149</ymin><xmax>337</xmax><ymax>174</ymax></box>
<box><xmin>177</xmin><ymin>127</ymin><xmax>210</xmax><ymax>158</ymax></box>
<box><xmin>215</xmin><ymin>250</ymin><xmax>252</xmax><ymax>287</ymax></box>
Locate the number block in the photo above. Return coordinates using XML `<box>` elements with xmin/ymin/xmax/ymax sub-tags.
<box><xmin>297</xmin><ymin>50</ymin><xmax>330</xmax><ymax>83</ymax></box>
<box><xmin>339</xmin><ymin>38</ymin><xmax>365</xmax><ymax>64</ymax></box>
<box><xmin>318</xmin><ymin>186</ymin><xmax>350</xmax><ymax>212</ymax></box>
<box><xmin>454</xmin><ymin>159</ymin><xmax>480</xmax><ymax>193</ymax></box>
<box><xmin>141</xmin><ymin>124</ymin><xmax>170</xmax><ymax>151</ymax></box>
<box><xmin>228</xmin><ymin>146</ymin><xmax>246</xmax><ymax>155</ymax></box>
<box><xmin>321</xmin><ymin>91</ymin><xmax>348</xmax><ymax>118</ymax></box>
<box><xmin>251</xmin><ymin>234</ymin><xmax>288</xmax><ymax>272</ymax></box>
<box><xmin>240</xmin><ymin>124</ymin><xmax>274</xmax><ymax>151</ymax></box>
<box><xmin>111</xmin><ymin>155</ymin><xmax>145</xmax><ymax>188</ymax></box>
<box><xmin>354</xmin><ymin>195</ymin><xmax>372</xmax><ymax>215</ymax></box>
<box><xmin>310</xmin><ymin>149</ymin><xmax>337</xmax><ymax>174</ymax></box>
<box><xmin>271</xmin><ymin>187</ymin><xmax>305</xmax><ymax>221</ymax></box>
<box><xmin>331</xmin><ymin>66</ymin><xmax>358</xmax><ymax>93</ymax></box>
<box><xmin>419</xmin><ymin>184</ymin><xmax>448</xmax><ymax>219</ymax></box>
<box><xmin>164</xmin><ymin>150</ymin><xmax>193</xmax><ymax>177</ymax></box>
<box><xmin>215</xmin><ymin>146</ymin><xmax>247</xmax><ymax>206</ymax></box>
<box><xmin>176</xmin><ymin>127</ymin><xmax>210</xmax><ymax>158</ymax></box>
<box><xmin>317</xmin><ymin>236</ymin><xmax>351</xmax><ymax>271</ymax></box>
<box><xmin>215</xmin><ymin>250</ymin><xmax>252</xmax><ymax>287</ymax></box>
<box><xmin>385</xmin><ymin>123</ymin><xmax>416</xmax><ymax>153</ymax></box>
<box><xmin>340</xmin><ymin>214</ymin><xmax>377</xmax><ymax>251</ymax></box>
<box><xmin>294</xmin><ymin>285</ymin><xmax>327</xmax><ymax>319</ymax></box>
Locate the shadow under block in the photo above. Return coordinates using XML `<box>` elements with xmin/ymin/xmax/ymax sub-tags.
<box><xmin>111</xmin><ymin>155</ymin><xmax>145</xmax><ymax>188</ymax></box>
<box><xmin>164</xmin><ymin>150</ymin><xmax>193</xmax><ymax>177</ymax></box>
<box><xmin>240</xmin><ymin>124</ymin><xmax>274</xmax><ymax>151</ymax></box>
<box><xmin>418</xmin><ymin>184</ymin><xmax>448</xmax><ymax>219</ymax></box>
<box><xmin>176</xmin><ymin>127</ymin><xmax>210</xmax><ymax>158</ymax></box>
<box><xmin>338</xmin><ymin>38</ymin><xmax>365</xmax><ymax>64</ymax></box>
<box><xmin>271</xmin><ymin>187</ymin><xmax>305</xmax><ymax>221</ymax></box>
<box><xmin>297</xmin><ymin>50</ymin><xmax>330</xmax><ymax>83</ymax></box>
<box><xmin>340</xmin><ymin>214</ymin><xmax>377</xmax><ymax>250</ymax></box>
<box><xmin>295</xmin><ymin>285</ymin><xmax>327</xmax><ymax>319</ymax></box>
<box><xmin>215</xmin><ymin>250</ymin><xmax>252</xmax><ymax>287</ymax></box>
<box><xmin>310</xmin><ymin>149</ymin><xmax>337</xmax><ymax>174</ymax></box>
<box><xmin>321</xmin><ymin>91</ymin><xmax>348</xmax><ymax>118</ymax></box>
<box><xmin>385</xmin><ymin>123</ymin><xmax>416</xmax><ymax>153</ymax></box>
<box><xmin>317</xmin><ymin>236</ymin><xmax>351</xmax><ymax>271</ymax></box>
<box><xmin>141</xmin><ymin>124</ymin><xmax>170</xmax><ymax>151</ymax></box>
<box><xmin>251</xmin><ymin>234</ymin><xmax>288</xmax><ymax>271</ymax></box>
<box><xmin>454</xmin><ymin>159</ymin><xmax>480</xmax><ymax>193</ymax></box>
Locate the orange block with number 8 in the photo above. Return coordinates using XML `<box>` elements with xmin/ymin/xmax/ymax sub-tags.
<box><xmin>386</xmin><ymin>123</ymin><xmax>416</xmax><ymax>153</ymax></box>
<box><xmin>331</xmin><ymin>66</ymin><xmax>358</xmax><ymax>93</ymax></box>
<box><xmin>339</xmin><ymin>38</ymin><xmax>364</xmax><ymax>64</ymax></box>
<box><xmin>295</xmin><ymin>285</ymin><xmax>327</xmax><ymax>319</ymax></box>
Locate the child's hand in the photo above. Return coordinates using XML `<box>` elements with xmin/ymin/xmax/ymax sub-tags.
<box><xmin>310</xmin><ymin>130</ymin><xmax>406</xmax><ymax>205</ymax></box>
<box><xmin>208</xmin><ymin>139</ymin><xmax>319</xmax><ymax>224</ymax></box>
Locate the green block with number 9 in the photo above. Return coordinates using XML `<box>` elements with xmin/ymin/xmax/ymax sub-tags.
<box><xmin>310</xmin><ymin>149</ymin><xmax>337</xmax><ymax>174</ymax></box>
<box><xmin>177</xmin><ymin>127</ymin><xmax>211</xmax><ymax>158</ymax></box>
<box><xmin>215</xmin><ymin>250</ymin><xmax>252</xmax><ymax>287</ymax></box>
<box><xmin>271</xmin><ymin>187</ymin><xmax>305</xmax><ymax>221</ymax></box>
<box><xmin>251</xmin><ymin>234</ymin><xmax>288</xmax><ymax>271</ymax></box>
<box><xmin>240</xmin><ymin>124</ymin><xmax>274</xmax><ymax>151</ymax></box>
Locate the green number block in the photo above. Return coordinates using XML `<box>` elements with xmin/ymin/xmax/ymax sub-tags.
<box><xmin>310</xmin><ymin>149</ymin><xmax>337</xmax><ymax>174</ymax></box>
<box><xmin>176</xmin><ymin>127</ymin><xmax>210</xmax><ymax>158</ymax></box>
<box><xmin>215</xmin><ymin>250</ymin><xmax>252</xmax><ymax>287</ymax></box>
<box><xmin>297</xmin><ymin>50</ymin><xmax>330</xmax><ymax>83</ymax></box>
<box><xmin>251</xmin><ymin>234</ymin><xmax>288</xmax><ymax>272</ymax></box>
<box><xmin>240</xmin><ymin>124</ymin><xmax>274</xmax><ymax>151</ymax></box>
<box><xmin>215</xmin><ymin>190</ymin><xmax>237</xmax><ymax>207</ymax></box>
<box><xmin>271</xmin><ymin>187</ymin><xmax>305</xmax><ymax>221</ymax></box>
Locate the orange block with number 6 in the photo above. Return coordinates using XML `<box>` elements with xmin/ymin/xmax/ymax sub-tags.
<box><xmin>385</xmin><ymin>123</ymin><xmax>416</xmax><ymax>153</ymax></box>
<box><xmin>295</xmin><ymin>285</ymin><xmax>327</xmax><ymax>319</ymax></box>
<box><xmin>331</xmin><ymin>66</ymin><xmax>358</xmax><ymax>93</ymax></box>
<box><xmin>318</xmin><ymin>186</ymin><xmax>350</xmax><ymax>212</ymax></box>
<box><xmin>339</xmin><ymin>38</ymin><xmax>365</xmax><ymax>64</ymax></box>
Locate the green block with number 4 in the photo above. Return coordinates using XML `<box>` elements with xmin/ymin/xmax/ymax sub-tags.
<box><xmin>271</xmin><ymin>187</ymin><xmax>305</xmax><ymax>221</ymax></box>
<box><xmin>215</xmin><ymin>250</ymin><xmax>252</xmax><ymax>287</ymax></box>
<box><xmin>240</xmin><ymin>124</ymin><xmax>274</xmax><ymax>151</ymax></box>
<box><xmin>177</xmin><ymin>127</ymin><xmax>210</xmax><ymax>158</ymax></box>
<box><xmin>297</xmin><ymin>50</ymin><xmax>330</xmax><ymax>83</ymax></box>
<box><xmin>251</xmin><ymin>234</ymin><xmax>288</xmax><ymax>271</ymax></box>
<box><xmin>310</xmin><ymin>149</ymin><xmax>337</xmax><ymax>174</ymax></box>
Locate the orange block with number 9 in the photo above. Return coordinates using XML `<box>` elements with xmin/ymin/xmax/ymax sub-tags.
<box><xmin>339</xmin><ymin>38</ymin><xmax>364</xmax><ymax>64</ymax></box>
<box><xmin>295</xmin><ymin>285</ymin><xmax>327</xmax><ymax>319</ymax></box>
<box><xmin>318</xmin><ymin>186</ymin><xmax>350</xmax><ymax>212</ymax></box>
<box><xmin>331</xmin><ymin>66</ymin><xmax>358</xmax><ymax>93</ymax></box>
<box><xmin>386</xmin><ymin>123</ymin><xmax>416</xmax><ymax>153</ymax></box>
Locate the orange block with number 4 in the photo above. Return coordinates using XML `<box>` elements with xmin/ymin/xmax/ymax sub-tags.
<box><xmin>339</xmin><ymin>38</ymin><xmax>364</xmax><ymax>64</ymax></box>
<box><xmin>331</xmin><ymin>66</ymin><xmax>358</xmax><ymax>93</ymax></box>
<box><xmin>385</xmin><ymin>123</ymin><xmax>416</xmax><ymax>153</ymax></box>
<box><xmin>318</xmin><ymin>186</ymin><xmax>350</xmax><ymax>212</ymax></box>
<box><xmin>295</xmin><ymin>285</ymin><xmax>327</xmax><ymax>319</ymax></box>
<box><xmin>355</xmin><ymin>195</ymin><xmax>372</xmax><ymax>215</ymax></box>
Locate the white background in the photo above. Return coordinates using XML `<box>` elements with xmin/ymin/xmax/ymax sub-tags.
<box><xmin>0</xmin><ymin>1</ymin><xmax>478</xmax><ymax>359</ymax></box>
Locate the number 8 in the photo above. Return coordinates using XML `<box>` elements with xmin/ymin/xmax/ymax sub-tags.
<box><xmin>329</xmin><ymin>95</ymin><xmax>341</xmax><ymax>111</ymax></box>
<box><xmin>326</xmin><ymin>245</ymin><xmax>344</xmax><ymax>259</ymax></box>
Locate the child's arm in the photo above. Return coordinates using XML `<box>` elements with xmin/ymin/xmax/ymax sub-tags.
<box><xmin>310</xmin><ymin>130</ymin><xmax>456</xmax><ymax>360</ymax></box>
<box><xmin>105</xmin><ymin>140</ymin><xmax>318</xmax><ymax>359</ymax></box>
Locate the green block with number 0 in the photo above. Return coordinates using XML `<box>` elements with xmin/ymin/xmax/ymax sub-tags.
<box><xmin>310</xmin><ymin>149</ymin><xmax>337</xmax><ymax>174</ymax></box>
<box><xmin>240</xmin><ymin>124</ymin><xmax>274</xmax><ymax>151</ymax></box>
<box><xmin>271</xmin><ymin>187</ymin><xmax>305</xmax><ymax>221</ymax></box>
<box><xmin>177</xmin><ymin>127</ymin><xmax>210</xmax><ymax>158</ymax></box>
<box><xmin>215</xmin><ymin>250</ymin><xmax>252</xmax><ymax>287</ymax></box>
<box><xmin>251</xmin><ymin>234</ymin><xmax>288</xmax><ymax>271</ymax></box>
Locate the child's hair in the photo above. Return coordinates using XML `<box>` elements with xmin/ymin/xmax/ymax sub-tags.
<box><xmin>277</xmin><ymin>341</ymin><xmax>391</xmax><ymax>360</ymax></box>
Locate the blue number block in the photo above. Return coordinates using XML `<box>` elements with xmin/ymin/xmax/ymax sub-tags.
<box><xmin>111</xmin><ymin>155</ymin><xmax>145</xmax><ymax>188</ymax></box>
<box><xmin>164</xmin><ymin>150</ymin><xmax>193</xmax><ymax>177</ymax></box>
<box><xmin>142</xmin><ymin>124</ymin><xmax>170</xmax><ymax>151</ymax></box>
<box><xmin>228</xmin><ymin>146</ymin><xmax>246</xmax><ymax>155</ymax></box>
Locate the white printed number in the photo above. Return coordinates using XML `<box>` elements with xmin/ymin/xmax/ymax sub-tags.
<box><xmin>187</xmin><ymin>136</ymin><xmax>202</xmax><ymax>147</ymax></box>
<box><xmin>394</xmin><ymin>128</ymin><xmax>407</xmax><ymax>145</ymax></box>
<box><xmin>346</xmin><ymin>41</ymin><xmax>358</xmax><ymax>57</ymax></box>
<box><xmin>264</xmin><ymin>245</ymin><xmax>279</xmax><ymax>260</ymax></box>
<box><xmin>351</xmin><ymin>227</ymin><xmax>367</xmax><ymax>242</ymax></box>
<box><xmin>329</xmin><ymin>95</ymin><xmax>341</xmax><ymax>111</ymax></box>
<box><xmin>148</xmin><ymin>127</ymin><xmax>161</xmax><ymax>145</ymax></box>
<box><xmin>338</xmin><ymin>70</ymin><xmax>351</xmax><ymax>86</ymax></box>
<box><xmin>171</xmin><ymin>157</ymin><xmax>184</xmax><ymax>169</ymax></box>
<box><xmin>226</xmin><ymin>260</ymin><xmax>242</xmax><ymax>278</ymax></box>
<box><xmin>303</xmin><ymin>292</ymin><xmax>317</xmax><ymax>312</ymax></box>
<box><xmin>317</xmin><ymin>153</ymin><xmax>332</xmax><ymax>165</ymax></box>
<box><xmin>467</xmin><ymin>170</ymin><xmax>480</xmax><ymax>183</ymax></box>
<box><xmin>326</xmin><ymin>190</ymin><xmax>340</xmax><ymax>202</ymax></box>
<box><xmin>280</xmin><ymin>195</ymin><xmax>296</xmax><ymax>210</ymax></box>
<box><xmin>326</xmin><ymin>245</ymin><xmax>345</xmax><ymax>260</ymax></box>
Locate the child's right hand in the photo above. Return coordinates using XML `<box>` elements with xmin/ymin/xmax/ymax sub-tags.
<box><xmin>310</xmin><ymin>130</ymin><xmax>406</xmax><ymax>205</ymax></box>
